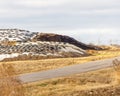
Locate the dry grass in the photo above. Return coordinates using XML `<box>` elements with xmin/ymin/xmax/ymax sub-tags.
<box><xmin>0</xmin><ymin>63</ymin><xmax>25</xmax><ymax>96</ymax></box>
<box><xmin>0</xmin><ymin>49</ymin><xmax>119</xmax><ymax>96</ymax></box>
<box><xmin>24</xmin><ymin>58</ymin><xmax>120</xmax><ymax>96</ymax></box>
<box><xmin>1</xmin><ymin>50</ymin><xmax>120</xmax><ymax>75</ymax></box>
<box><xmin>24</xmin><ymin>68</ymin><xmax>116</xmax><ymax>96</ymax></box>
<box><xmin>113</xmin><ymin>59</ymin><xmax>120</xmax><ymax>84</ymax></box>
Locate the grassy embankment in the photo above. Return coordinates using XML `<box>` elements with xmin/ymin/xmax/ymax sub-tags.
<box><xmin>25</xmin><ymin>67</ymin><xmax>120</xmax><ymax>96</ymax></box>
<box><xmin>0</xmin><ymin>48</ymin><xmax>120</xmax><ymax>96</ymax></box>
<box><xmin>25</xmin><ymin>62</ymin><xmax>120</xmax><ymax>96</ymax></box>
<box><xmin>1</xmin><ymin>49</ymin><xmax>120</xmax><ymax>75</ymax></box>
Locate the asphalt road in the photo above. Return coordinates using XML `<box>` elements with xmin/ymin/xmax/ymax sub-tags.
<box><xmin>19</xmin><ymin>56</ymin><xmax>120</xmax><ymax>83</ymax></box>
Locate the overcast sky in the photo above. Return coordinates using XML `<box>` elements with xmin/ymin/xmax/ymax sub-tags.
<box><xmin>0</xmin><ymin>0</ymin><xmax>120</xmax><ymax>44</ymax></box>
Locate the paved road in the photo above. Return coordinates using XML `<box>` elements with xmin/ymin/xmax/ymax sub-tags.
<box><xmin>19</xmin><ymin>56</ymin><xmax>120</xmax><ymax>83</ymax></box>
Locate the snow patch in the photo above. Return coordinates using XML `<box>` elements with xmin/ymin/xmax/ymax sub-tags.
<box><xmin>0</xmin><ymin>53</ymin><xmax>19</xmax><ymax>61</ymax></box>
<box><xmin>60</xmin><ymin>44</ymin><xmax>86</xmax><ymax>54</ymax></box>
<box><xmin>0</xmin><ymin>29</ymin><xmax>36</xmax><ymax>42</ymax></box>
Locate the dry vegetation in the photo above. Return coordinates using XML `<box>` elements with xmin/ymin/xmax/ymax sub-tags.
<box><xmin>0</xmin><ymin>64</ymin><xmax>25</xmax><ymax>96</ymax></box>
<box><xmin>0</xmin><ymin>48</ymin><xmax>120</xmax><ymax>96</ymax></box>
<box><xmin>1</xmin><ymin>59</ymin><xmax>120</xmax><ymax>96</ymax></box>
<box><xmin>113</xmin><ymin>59</ymin><xmax>120</xmax><ymax>84</ymax></box>
<box><xmin>1</xmin><ymin>49</ymin><xmax>120</xmax><ymax>75</ymax></box>
<box><xmin>23</xmin><ymin>58</ymin><xmax>120</xmax><ymax>96</ymax></box>
<box><xmin>24</xmin><ymin>68</ymin><xmax>115</xmax><ymax>96</ymax></box>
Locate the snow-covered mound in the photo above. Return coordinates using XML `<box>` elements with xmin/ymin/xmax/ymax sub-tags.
<box><xmin>0</xmin><ymin>42</ymin><xmax>88</xmax><ymax>61</ymax></box>
<box><xmin>0</xmin><ymin>42</ymin><xmax>87</xmax><ymax>56</ymax></box>
<box><xmin>0</xmin><ymin>29</ymin><xmax>101</xmax><ymax>50</ymax></box>
<box><xmin>0</xmin><ymin>29</ymin><xmax>36</xmax><ymax>42</ymax></box>
<box><xmin>0</xmin><ymin>29</ymin><xmax>102</xmax><ymax>61</ymax></box>
<box><xmin>32</xmin><ymin>33</ymin><xmax>102</xmax><ymax>50</ymax></box>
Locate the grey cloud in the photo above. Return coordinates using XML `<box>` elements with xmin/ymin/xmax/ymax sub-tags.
<box><xmin>0</xmin><ymin>0</ymin><xmax>119</xmax><ymax>44</ymax></box>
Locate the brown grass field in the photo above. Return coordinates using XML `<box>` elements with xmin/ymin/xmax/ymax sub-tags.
<box><xmin>1</xmin><ymin>50</ymin><xmax>120</xmax><ymax>75</ymax></box>
<box><xmin>25</xmin><ymin>58</ymin><xmax>120</xmax><ymax>96</ymax></box>
<box><xmin>25</xmin><ymin>67</ymin><xmax>120</xmax><ymax>96</ymax></box>
<box><xmin>24</xmin><ymin>49</ymin><xmax>120</xmax><ymax>96</ymax></box>
<box><xmin>0</xmin><ymin>64</ymin><xmax>25</xmax><ymax>96</ymax></box>
<box><xmin>0</xmin><ymin>48</ymin><xmax>120</xmax><ymax>96</ymax></box>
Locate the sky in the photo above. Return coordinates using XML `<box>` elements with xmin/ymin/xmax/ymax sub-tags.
<box><xmin>0</xmin><ymin>0</ymin><xmax>120</xmax><ymax>45</ymax></box>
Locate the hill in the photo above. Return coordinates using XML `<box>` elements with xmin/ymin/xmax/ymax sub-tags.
<box><xmin>0</xmin><ymin>29</ymin><xmax>36</xmax><ymax>42</ymax></box>
<box><xmin>0</xmin><ymin>42</ymin><xmax>88</xmax><ymax>61</ymax></box>
<box><xmin>0</xmin><ymin>29</ymin><xmax>102</xmax><ymax>61</ymax></box>
<box><xmin>32</xmin><ymin>33</ymin><xmax>101</xmax><ymax>50</ymax></box>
